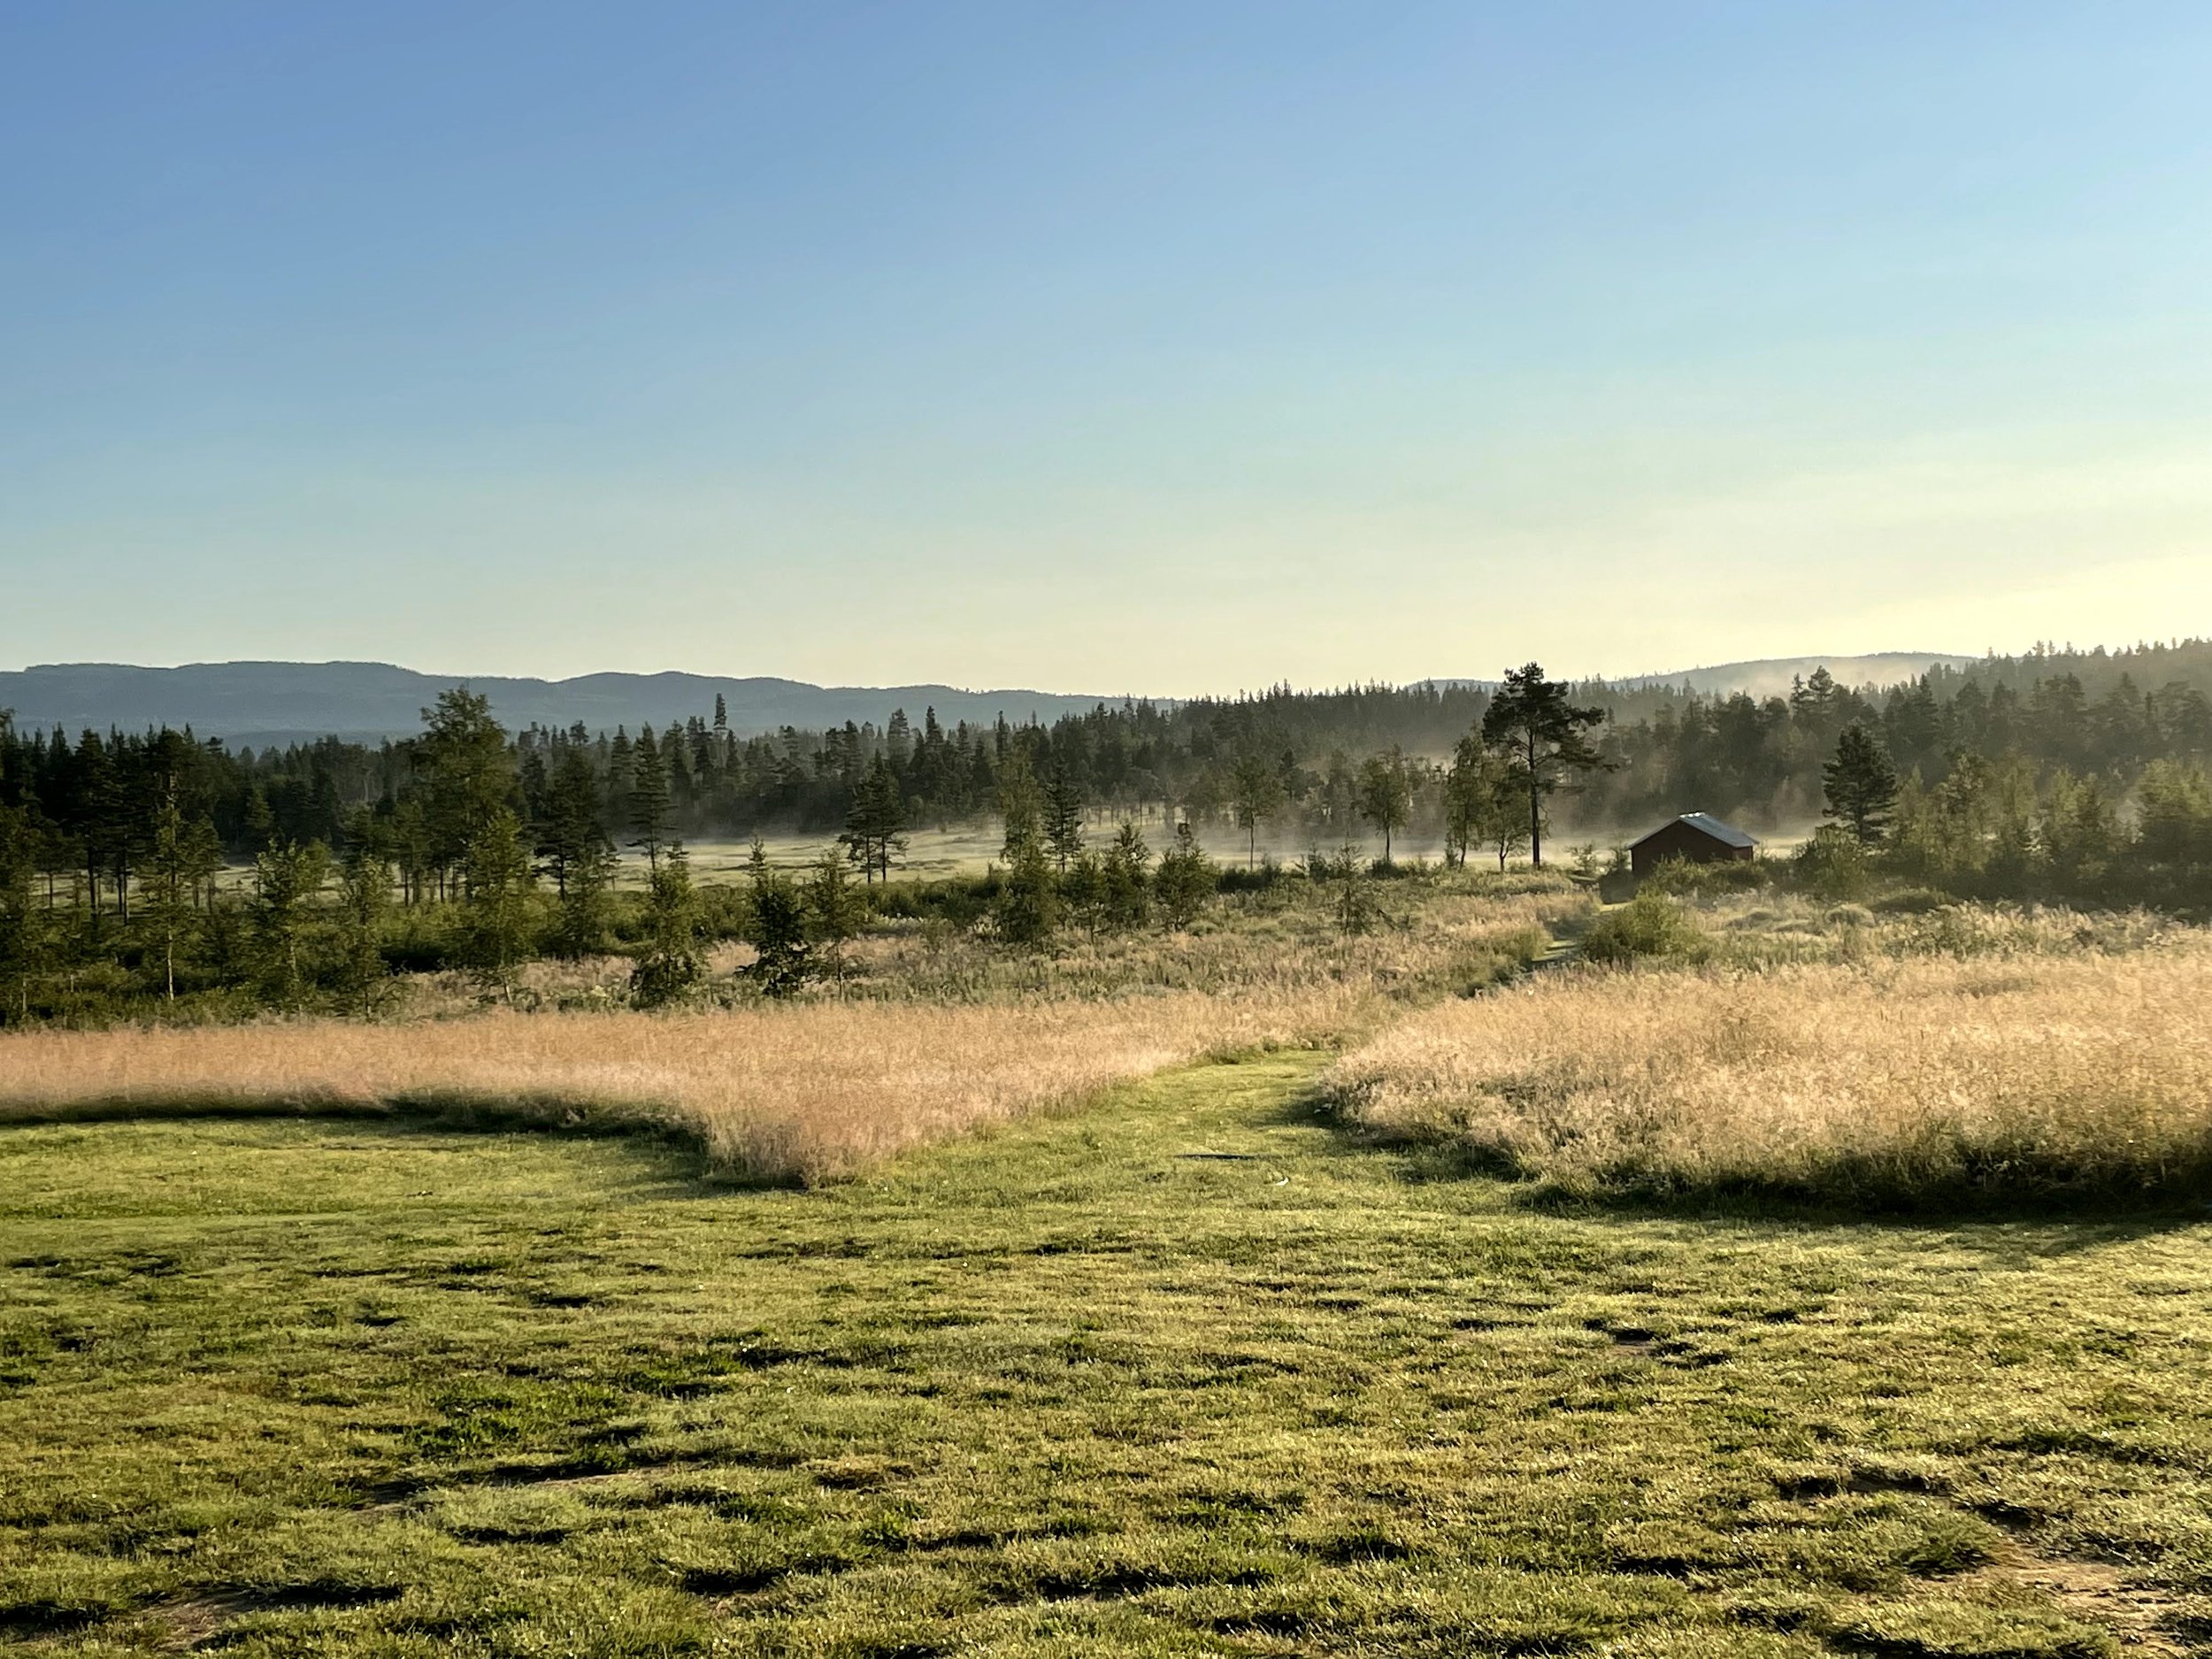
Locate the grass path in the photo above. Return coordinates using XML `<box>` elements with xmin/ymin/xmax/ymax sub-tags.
<box><xmin>4</xmin><ymin>1054</ymin><xmax>2210</xmax><ymax>1655</ymax></box>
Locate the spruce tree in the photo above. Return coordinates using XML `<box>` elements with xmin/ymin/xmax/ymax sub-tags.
<box><xmin>0</xmin><ymin>803</ymin><xmax>45</xmax><ymax>1023</ymax></box>
<box><xmin>251</xmin><ymin>837</ymin><xmax>331</xmax><ymax>1009</ymax></box>
<box><xmin>744</xmin><ymin>864</ymin><xmax>812</xmax><ymax>997</ymax></box>
<box><xmin>458</xmin><ymin>808</ymin><xmax>535</xmax><ymax>1000</ymax></box>
<box><xmin>1042</xmin><ymin>760</ymin><xmax>1086</xmax><ymax>873</ymax></box>
<box><xmin>632</xmin><ymin>844</ymin><xmax>706</xmax><ymax>1007</ymax></box>
<box><xmin>1153</xmin><ymin>820</ymin><xmax>1216</xmax><ymax>928</ymax></box>
<box><xmin>538</xmin><ymin>744</ymin><xmax>611</xmax><ymax>900</ymax></box>
<box><xmin>1326</xmin><ymin>841</ymin><xmax>1380</xmax><ymax>936</ymax></box>
<box><xmin>1103</xmin><ymin>821</ymin><xmax>1151</xmax><ymax>929</ymax></box>
<box><xmin>995</xmin><ymin>834</ymin><xmax>1060</xmax><ymax>948</ymax></box>
<box><xmin>415</xmin><ymin>687</ymin><xmax>513</xmax><ymax>895</ymax></box>
<box><xmin>1063</xmin><ymin>849</ymin><xmax>1109</xmax><ymax>937</ymax></box>
<box><xmin>334</xmin><ymin>815</ymin><xmax>394</xmax><ymax>1015</ymax></box>
<box><xmin>1822</xmin><ymin>724</ymin><xmax>1901</xmax><ymax>845</ymax></box>
<box><xmin>628</xmin><ymin>725</ymin><xmax>673</xmax><ymax>871</ymax></box>
<box><xmin>806</xmin><ymin>848</ymin><xmax>866</xmax><ymax>980</ymax></box>
<box><xmin>996</xmin><ymin>747</ymin><xmax>1044</xmax><ymax>860</ymax></box>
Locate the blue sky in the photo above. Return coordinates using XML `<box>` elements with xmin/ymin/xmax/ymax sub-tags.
<box><xmin>4</xmin><ymin>3</ymin><xmax>2209</xmax><ymax>691</ymax></box>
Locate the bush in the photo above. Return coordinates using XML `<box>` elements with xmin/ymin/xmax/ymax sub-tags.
<box><xmin>1790</xmin><ymin>826</ymin><xmax>1870</xmax><ymax>901</ymax></box>
<box><xmin>1583</xmin><ymin>890</ymin><xmax>1709</xmax><ymax>965</ymax></box>
<box><xmin>1641</xmin><ymin>856</ymin><xmax>1768</xmax><ymax>897</ymax></box>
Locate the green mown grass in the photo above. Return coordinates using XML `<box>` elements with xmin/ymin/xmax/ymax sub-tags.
<box><xmin>4</xmin><ymin>1055</ymin><xmax>2208</xmax><ymax>1655</ymax></box>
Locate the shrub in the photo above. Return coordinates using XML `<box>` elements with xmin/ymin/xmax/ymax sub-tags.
<box><xmin>1641</xmin><ymin>856</ymin><xmax>1767</xmax><ymax>897</ymax></box>
<box><xmin>1790</xmin><ymin>826</ymin><xmax>1870</xmax><ymax>901</ymax></box>
<box><xmin>1583</xmin><ymin>890</ymin><xmax>1708</xmax><ymax>965</ymax></box>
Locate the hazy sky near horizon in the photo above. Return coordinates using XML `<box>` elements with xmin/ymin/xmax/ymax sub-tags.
<box><xmin>4</xmin><ymin>3</ymin><xmax>2210</xmax><ymax>694</ymax></box>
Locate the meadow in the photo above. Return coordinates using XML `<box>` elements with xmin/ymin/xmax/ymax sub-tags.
<box><xmin>5</xmin><ymin>874</ymin><xmax>2212</xmax><ymax>1655</ymax></box>
<box><xmin>1325</xmin><ymin>928</ymin><xmax>2212</xmax><ymax>1211</ymax></box>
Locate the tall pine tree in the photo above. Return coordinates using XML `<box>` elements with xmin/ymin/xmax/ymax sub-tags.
<box><xmin>1479</xmin><ymin>664</ymin><xmax>1609</xmax><ymax>869</ymax></box>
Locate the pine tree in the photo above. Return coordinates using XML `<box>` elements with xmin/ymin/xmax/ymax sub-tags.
<box><xmin>841</xmin><ymin>756</ymin><xmax>908</xmax><ymax>883</ymax></box>
<box><xmin>1822</xmin><ymin>723</ymin><xmax>1900</xmax><ymax>845</ymax></box>
<box><xmin>1479</xmin><ymin>664</ymin><xmax>1609</xmax><ymax>869</ymax></box>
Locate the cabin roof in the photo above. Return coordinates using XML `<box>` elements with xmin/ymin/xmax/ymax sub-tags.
<box><xmin>1629</xmin><ymin>812</ymin><xmax>1759</xmax><ymax>850</ymax></box>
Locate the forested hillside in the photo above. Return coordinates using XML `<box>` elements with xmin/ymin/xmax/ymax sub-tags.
<box><xmin>3</xmin><ymin>643</ymin><xmax>2208</xmax><ymax>884</ymax></box>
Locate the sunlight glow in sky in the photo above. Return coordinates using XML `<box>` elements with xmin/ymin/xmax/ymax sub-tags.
<box><xmin>4</xmin><ymin>4</ymin><xmax>2209</xmax><ymax>692</ymax></box>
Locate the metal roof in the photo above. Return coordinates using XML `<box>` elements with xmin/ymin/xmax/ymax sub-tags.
<box><xmin>1629</xmin><ymin>812</ymin><xmax>1759</xmax><ymax>850</ymax></box>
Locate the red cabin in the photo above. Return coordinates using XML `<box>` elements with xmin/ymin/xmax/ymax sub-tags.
<box><xmin>1628</xmin><ymin>812</ymin><xmax>1758</xmax><ymax>877</ymax></box>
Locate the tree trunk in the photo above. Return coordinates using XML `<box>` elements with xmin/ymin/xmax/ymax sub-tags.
<box><xmin>1526</xmin><ymin>738</ymin><xmax>1543</xmax><ymax>869</ymax></box>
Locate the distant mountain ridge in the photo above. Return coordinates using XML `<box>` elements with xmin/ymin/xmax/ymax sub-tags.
<box><xmin>0</xmin><ymin>662</ymin><xmax>1134</xmax><ymax>746</ymax></box>
<box><xmin>1596</xmin><ymin>652</ymin><xmax>1977</xmax><ymax>700</ymax></box>
<box><xmin>0</xmin><ymin>653</ymin><xmax>1972</xmax><ymax>744</ymax></box>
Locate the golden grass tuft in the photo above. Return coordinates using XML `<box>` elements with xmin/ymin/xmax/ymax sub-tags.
<box><xmin>0</xmin><ymin>991</ymin><xmax>1350</xmax><ymax>1185</ymax></box>
<box><xmin>1324</xmin><ymin>931</ymin><xmax>2212</xmax><ymax>1210</ymax></box>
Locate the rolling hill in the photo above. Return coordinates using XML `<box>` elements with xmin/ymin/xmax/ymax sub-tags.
<box><xmin>0</xmin><ymin>663</ymin><xmax>1133</xmax><ymax>746</ymax></box>
<box><xmin>0</xmin><ymin>653</ymin><xmax>1972</xmax><ymax>744</ymax></box>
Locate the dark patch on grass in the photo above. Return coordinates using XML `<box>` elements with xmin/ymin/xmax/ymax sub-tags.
<box><xmin>0</xmin><ymin>1602</ymin><xmax>107</xmax><ymax>1639</ymax></box>
<box><xmin>1211</xmin><ymin>1609</ymin><xmax>1310</xmax><ymax>1636</ymax></box>
<box><xmin>1029</xmin><ymin>1563</ymin><xmax>1187</xmax><ymax>1600</ymax></box>
<box><xmin>680</xmin><ymin>1554</ymin><xmax>847</xmax><ymax>1596</ymax></box>
<box><xmin>1310</xmin><ymin>1525</ymin><xmax>1418</xmax><ymax>1564</ymax></box>
<box><xmin>811</xmin><ymin>1458</ymin><xmax>910</xmax><ymax>1490</ymax></box>
<box><xmin>161</xmin><ymin>1580</ymin><xmax>406</xmax><ymax>1644</ymax></box>
<box><xmin>452</xmin><ymin>1521</ymin><xmax>573</xmax><ymax>1545</ymax></box>
<box><xmin>1968</xmin><ymin>1498</ymin><xmax>2045</xmax><ymax>1532</ymax></box>
<box><xmin>1777</xmin><ymin>1469</ymin><xmax>1946</xmax><ymax>1502</ymax></box>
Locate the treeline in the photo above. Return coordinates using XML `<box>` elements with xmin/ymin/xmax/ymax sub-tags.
<box><xmin>1586</xmin><ymin>644</ymin><xmax>2212</xmax><ymax>832</ymax></box>
<box><xmin>1785</xmin><ymin>716</ymin><xmax>2212</xmax><ymax>913</ymax></box>
<box><xmin>0</xmin><ymin>685</ymin><xmax>1252</xmax><ymax>1025</ymax></box>
<box><xmin>5</xmin><ymin>644</ymin><xmax>2211</xmax><ymax>877</ymax></box>
<box><xmin>0</xmin><ymin>669</ymin><xmax>1608</xmax><ymax>1024</ymax></box>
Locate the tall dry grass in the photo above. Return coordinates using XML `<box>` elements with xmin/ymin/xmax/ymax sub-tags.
<box><xmin>1324</xmin><ymin>933</ymin><xmax>2212</xmax><ymax>1210</ymax></box>
<box><xmin>0</xmin><ymin>991</ymin><xmax>1347</xmax><ymax>1185</ymax></box>
<box><xmin>857</xmin><ymin>887</ymin><xmax>1586</xmax><ymax>1004</ymax></box>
